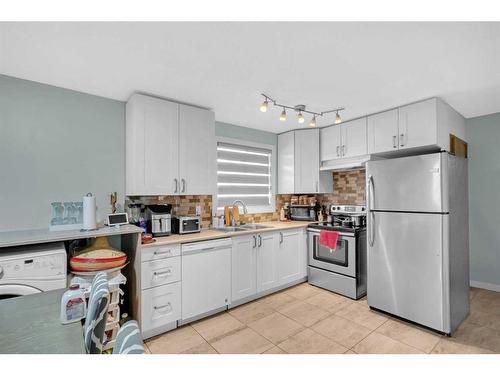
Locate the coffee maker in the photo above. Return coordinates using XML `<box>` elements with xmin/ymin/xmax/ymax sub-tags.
<box><xmin>145</xmin><ymin>204</ymin><xmax>172</xmax><ymax>237</ymax></box>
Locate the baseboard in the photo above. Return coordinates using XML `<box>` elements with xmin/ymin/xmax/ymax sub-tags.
<box><xmin>470</xmin><ymin>280</ymin><xmax>500</xmax><ymax>292</ymax></box>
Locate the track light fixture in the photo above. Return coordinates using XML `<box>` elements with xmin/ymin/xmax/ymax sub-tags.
<box><xmin>335</xmin><ymin>111</ymin><xmax>342</xmax><ymax>124</ymax></box>
<box><xmin>279</xmin><ymin>108</ymin><xmax>287</xmax><ymax>122</ymax></box>
<box><xmin>260</xmin><ymin>98</ymin><xmax>269</xmax><ymax>112</ymax></box>
<box><xmin>259</xmin><ymin>93</ymin><xmax>345</xmax><ymax>126</ymax></box>
<box><xmin>309</xmin><ymin>115</ymin><xmax>317</xmax><ymax>127</ymax></box>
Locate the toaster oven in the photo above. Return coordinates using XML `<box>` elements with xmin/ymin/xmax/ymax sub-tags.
<box><xmin>172</xmin><ymin>216</ymin><xmax>201</xmax><ymax>234</ymax></box>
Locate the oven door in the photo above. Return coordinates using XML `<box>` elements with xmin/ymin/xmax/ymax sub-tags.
<box><xmin>308</xmin><ymin>228</ymin><xmax>356</xmax><ymax>277</ymax></box>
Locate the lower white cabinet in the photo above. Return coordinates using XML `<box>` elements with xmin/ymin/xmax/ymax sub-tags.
<box><xmin>232</xmin><ymin>229</ymin><xmax>307</xmax><ymax>304</ymax></box>
<box><xmin>141</xmin><ymin>256</ymin><xmax>181</xmax><ymax>290</ymax></box>
<box><xmin>256</xmin><ymin>232</ymin><xmax>279</xmax><ymax>293</ymax></box>
<box><xmin>141</xmin><ymin>282</ymin><xmax>181</xmax><ymax>334</ymax></box>
<box><xmin>277</xmin><ymin>229</ymin><xmax>303</xmax><ymax>285</ymax></box>
<box><xmin>232</xmin><ymin>235</ymin><xmax>257</xmax><ymax>301</ymax></box>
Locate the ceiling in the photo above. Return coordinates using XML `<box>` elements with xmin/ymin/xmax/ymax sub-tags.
<box><xmin>1</xmin><ymin>22</ymin><xmax>499</xmax><ymax>133</ymax></box>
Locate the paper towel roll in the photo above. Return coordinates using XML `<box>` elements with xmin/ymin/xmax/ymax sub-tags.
<box><xmin>83</xmin><ymin>193</ymin><xmax>97</xmax><ymax>230</ymax></box>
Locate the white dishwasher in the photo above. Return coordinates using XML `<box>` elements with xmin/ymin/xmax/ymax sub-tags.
<box><xmin>181</xmin><ymin>238</ymin><xmax>232</xmax><ymax>322</ymax></box>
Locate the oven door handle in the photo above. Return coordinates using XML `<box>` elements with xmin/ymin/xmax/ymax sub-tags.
<box><xmin>307</xmin><ymin>228</ymin><xmax>355</xmax><ymax>237</ymax></box>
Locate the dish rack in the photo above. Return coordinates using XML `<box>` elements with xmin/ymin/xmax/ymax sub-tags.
<box><xmin>69</xmin><ymin>270</ymin><xmax>127</xmax><ymax>351</ymax></box>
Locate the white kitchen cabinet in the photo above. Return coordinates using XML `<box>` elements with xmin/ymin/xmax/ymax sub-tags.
<box><xmin>321</xmin><ymin>118</ymin><xmax>367</xmax><ymax>161</ymax></box>
<box><xmin>231</xmin><ymin>234</ymin><xmax>257</xmax><ymax>301</ymax></box>
<box><xmin>141</xmin><ymin>281</ymin><xmax>181</xmax><ymax>335</ymax></box>
<box><xmin>299</xmin><ymin>228</ymin><xmax>308</xmax><ymax>278</ymax></box>
<box><xmin>277</xmin><ymin>131</ymin><xmax>295</xmax><ymax>194</ymax></box>
<box><xmin>320</xmin><ymin>125</ymin><xmax>342</xmax><ymax>161</ymax></box>
<box><xmin>398</xmin><ymin>99</ymin><xmax>437</xmax><ymax>150</ymax></box>
<box><xmin>126</xmin><ymin>94</ymin><xmax>179</xmax><ymax>195</ymax></box>
<box><xmin>278</xmin><ymin>129</ymin><xmax>332</xmax><ymax>194</ymax></box>
<box><xmin>295</xmin><ymin>129</ymin><xmax>320</xmax><ymax>193</ymax></box>
<box><xmin>126</xmin><ymin>93</ymin><xmax>215</xmax><ymax>196</ymax></box>
<box><xmin>179</xmin><ymin>104</ymin><xmax>216</xmax><ymax>195</ymax></box>
<box><xmin>367</xmin><ymin>109</ymin><xmax>399</xmax><ymax>154</ymax></box>
<box><xmin>366</xmin><ymin>98</ymin><xmax>464</xmax><ymax>155</ymax></box>
<box><xmin>342</xmin><ymin>117</ymin><xmax>368</xmax><ymax>158</ymax></box>
<box><xmin>256</xmin><ymin>232</ymin><xmax>279</xmax><ymax>292</ymax></box>
<box><xmin>277</xmin><ymin>229</ymin><xmax>303</xmax><ymax>285</ymax></box>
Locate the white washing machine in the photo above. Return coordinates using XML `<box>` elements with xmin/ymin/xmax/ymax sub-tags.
<box><xmin>0</xmin><ymin>242</ymin><xmax>67</xmax><ymax>299</ymax></box>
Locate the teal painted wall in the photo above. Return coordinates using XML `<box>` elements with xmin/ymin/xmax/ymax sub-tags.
<box><xmin>466</xmin><ymin>112</ymin><xmax>500</xmax><ymax>287</ymax></box>
<box><xmin>215</xmin><ymin>121</ymin><xmax>277</xmax><ymax>146</ymax></box>
<box><xmin>0</xmin><ymin>75</ymin><xmax>125</xmax><ymax>231</ymax></box>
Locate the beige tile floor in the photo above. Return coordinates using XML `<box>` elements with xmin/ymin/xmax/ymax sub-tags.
<box><xmin>145</xmin><ymin>283</ymin><xmax>500</xmax><ymax>354</ymax></box>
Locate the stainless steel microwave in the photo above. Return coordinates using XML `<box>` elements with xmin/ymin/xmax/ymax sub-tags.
<box><xmin>289</xmin><ymin>205</ymin><xmax>315</xmax><ymax>221</ymax></box>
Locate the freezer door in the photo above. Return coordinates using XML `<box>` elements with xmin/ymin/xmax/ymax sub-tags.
<box><xmin>366</xmin><ymin>153</ymin><xmax>446</xmax><ymax>213</ymax></box>
<box><xmin>367</xmin><ymin>211</ymin><xmax>447</xmax><ymax>332</ymax></box>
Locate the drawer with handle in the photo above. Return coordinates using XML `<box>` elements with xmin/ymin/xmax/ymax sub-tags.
<box><xmin>141</xmin><ymin>281</ymin><xmax>181</xmax><ymax>332</ymax></box>
<box><xmin>141</xmin><ymin>244</ymin><xmax>180</xmax><ymax>262</ymax></box>
<box><xmin>141</xmin><ymin>256</ymin><xmax>181</xmax><ymax>290</ymax></box>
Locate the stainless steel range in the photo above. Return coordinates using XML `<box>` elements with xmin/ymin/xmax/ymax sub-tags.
<box><xmin>307</xmin><ymin>205</ymin><xmax>367</xmax><ymax>300</ymax></box>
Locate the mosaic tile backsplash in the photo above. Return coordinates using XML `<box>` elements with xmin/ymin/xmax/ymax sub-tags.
<box><xmin>127</xmin><ymin>169</ymin><xmax>366</xmax><ymax>227</ymax></box>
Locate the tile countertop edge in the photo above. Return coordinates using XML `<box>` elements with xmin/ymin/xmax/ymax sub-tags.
<box><xmin>0</xmin><ymin>224</ymin><xmax>144</xmax><ymax>249</ymax></box>
<box><xmin>141</xmin><ymin>221</ymin><xmax>313</xmax><ymax>248</ymax></box>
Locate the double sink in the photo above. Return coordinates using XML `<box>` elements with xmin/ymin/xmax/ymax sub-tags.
<box><xmin>214</xmin><ymin>224</ymin><xmax>271</xmax><ymax>232</ymax></box>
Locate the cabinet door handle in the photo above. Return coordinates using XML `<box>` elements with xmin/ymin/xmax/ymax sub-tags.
<box><xmin>400</xmin><ymin>134</ymin><xmax>405</xmax><ymax>147</ymax></box>
<box><xmin>153</xmin><ymin>269</ymin><xmax>172</xmax><ymax>277</ymax></box>
<box><xmin>258</xmin><ymin>235</ymin><xmax>262</xmax><ymax>247</ymax></box>
<box><xmin>392</xmin><ymin>135</ymin><xmax>397</xmax><ymax>148</ymax></box>
<box><xmin>174</xmin><ymin>178</ymin><xmax>178</xmax><ymax>193</ymax></box>
<box><xmin>181</xmin><ymin>178</ymin><xmax>186</xmax><ymax>193</ymax></box>
<box><xmin>316</xmin><ymin>181</ymin><xmax>319</xmax><ymax>192</ymax></box>
<box><xmin>279</xmin><ymin>232</ymin><xmax>283</xmax><ymax>244</ymax></box>
<box><xmin>154</xmin><ymin>302</ymin><xmax>171</xmax><ymax>311</ymax></box>
<box><xmin>342</xmin><ymin>145</ymin><xmax>346</xmax><ymax>156</ymax></box>
<box><xmin>336</xmin><ymin>145</ymin><xmax>340</xmax><ymax>157</ymax></box>
<box><xmin>153</xmin><ymin>249</ymin><xmax>172</xmax><ymax>256</ymax></box>
<box><xmin>253</xmin><ymin>235</ymin><xmax>257</xmax><ymax>248</ymax></box>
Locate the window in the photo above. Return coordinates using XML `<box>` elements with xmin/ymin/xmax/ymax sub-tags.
<box><xmin>216</xmin><ymin>140</ymin><xmax>275</xmax><ymax>214</ymax></box>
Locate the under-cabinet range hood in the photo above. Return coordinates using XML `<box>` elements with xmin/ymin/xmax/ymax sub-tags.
<box><xmin>320</xmin><ymin>154</ymin><xmax>378</xmax><ymax>171</ymax></box>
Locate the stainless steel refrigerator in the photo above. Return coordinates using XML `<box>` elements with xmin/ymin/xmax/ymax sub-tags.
<box><xmin>366</xmin><ymin>152</ymin><xmax>469</xmax><ymax>334</ymax></box>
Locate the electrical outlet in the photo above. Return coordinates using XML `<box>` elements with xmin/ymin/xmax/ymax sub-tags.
<box><xmin>195</xmin><ymin>205</ymin><xmax>202</xmax><ymax>216</ymax></box>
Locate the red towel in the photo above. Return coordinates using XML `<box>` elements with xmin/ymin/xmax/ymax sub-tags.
<box><xmin>319</xmin><ymin>230</ymin><xmax>339</xmax><ymax>251</ymax></box>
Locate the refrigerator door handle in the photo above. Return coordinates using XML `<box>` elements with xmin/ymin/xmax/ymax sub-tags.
<box><xmin>367</xmin><ymin>175</ymin><xmax>374</xmax><ymax>211</ymax></box>
<box><xmin>369</xmin><ymin>211</ymin><xmax>375</xmax><ymax>246</ymax></box>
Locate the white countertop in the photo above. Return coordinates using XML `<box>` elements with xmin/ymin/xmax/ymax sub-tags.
<box><xmin>0</xmin><ymin>224</ymin><xmax>143</xmax><ymax>249</ymax></box>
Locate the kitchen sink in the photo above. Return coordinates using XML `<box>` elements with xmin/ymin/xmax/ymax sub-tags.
<box><xmin>214</xmin><ymin>227</ymin><xmax>248</xmax><ymax>232</ymax></box>
<box><xmin>239</xmin><ymin>224</ymin><xmax>272</xmax><ymax>230</ymax></box>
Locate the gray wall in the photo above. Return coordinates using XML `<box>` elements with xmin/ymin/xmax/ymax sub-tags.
<box><xmin>0</xmin><ymin>75</ymin><xmax>125</xmax><ymax>231</ymax></box>
<box><xmin>215</xmin><ymin>121</ymin><xmax>277</xmax><ymax>146</ymax></box>
<box><xmin>466</xmin><ymin>112</ymin><xmax>500</xmax><ymax>288</ymax></box>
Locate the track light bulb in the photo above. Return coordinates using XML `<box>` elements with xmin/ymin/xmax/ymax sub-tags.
<box><xmin>260</xmin><ymin>99</ymin><xmax>268</xmax><ymax>113</ymax></box>
<box><xmin>297</xmin><ymin>112</ymin><xmax>305</xmax><ymax>124</ymax></box>
<box><xmin>335</xmin><ymin>111</ymin><xmax>342</xmax><ymax>124</ymax></box>
<box><xmin>280</xmin><ymin>108</ymin><xmax>287</xmax><ymax>122</ymax></box>
<box><xmin>309</xmin><ymin>115</ymin><xmax>317</xmax><ymax>127</ymax></box>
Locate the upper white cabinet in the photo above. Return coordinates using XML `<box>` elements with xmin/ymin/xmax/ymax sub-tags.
<box><xmin>179</xmin><ymin>104</ymin><xmax>216</xmax><ymax>195</ymax></box>
<box><xmin>367</xmin><ymin>98</ymin><xmax>465</xmax><ymax>155</ymax></box>
<box><xmin>278</xmin><ymin>129</ymin><xmax>333</xmax><ymax>194</ymax></box>
<box><xmin>126</xmin><ymin>94</ymin><xmax>179</xmax><ymax>195</ymax></box>
<box><xmin>126</xmin><ymin>93</ymin><xmax>215</xmax><ymax>196</ymax></box>
<box><xmin>295</xmin><ymin>129</ymin><xmax>320</xmax><ymax>194</ymax></box>
<box><xmin>320</xmin><ymin>117</ymin><xmax>367</xmax><ymax>161</ymax></box>
<box><xmin>367</xmin><ymin>109</ymin><xmax>399</xmax><ymax>154</ymax></box>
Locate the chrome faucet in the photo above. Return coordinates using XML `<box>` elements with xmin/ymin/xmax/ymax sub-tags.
<box><xmin>231</xmin><ymin>200</ymin><xmax>248</xmax><ymax>226</ymax></box>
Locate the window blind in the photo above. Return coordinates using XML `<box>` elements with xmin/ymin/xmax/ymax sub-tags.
<box><xmin>216</xmin><ymin>141</ymin><xmax>273</xmax><ymax>211</ymax></box>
